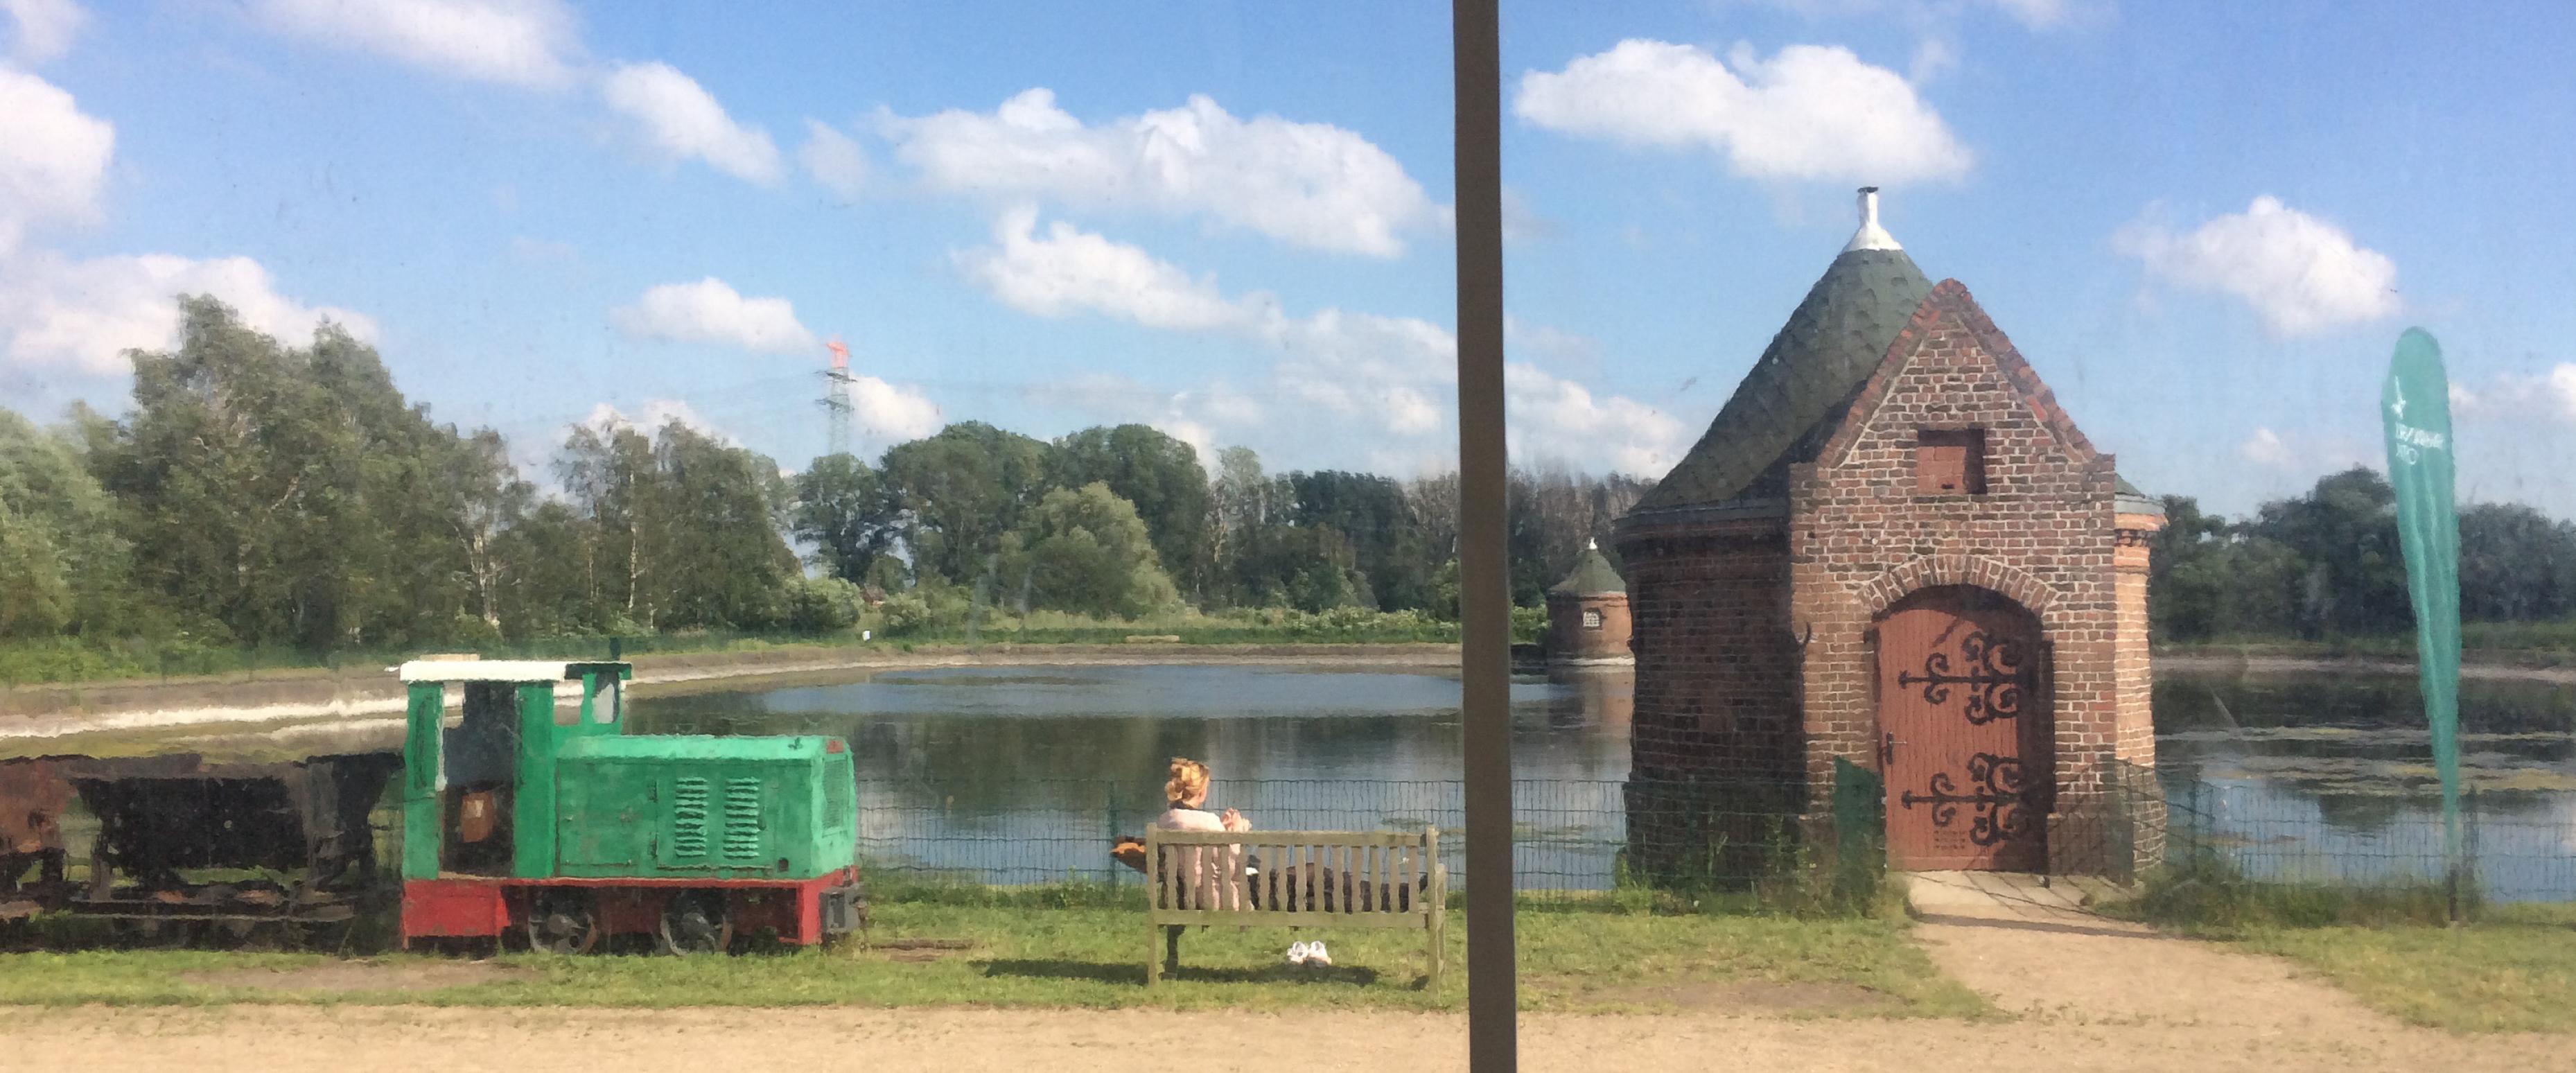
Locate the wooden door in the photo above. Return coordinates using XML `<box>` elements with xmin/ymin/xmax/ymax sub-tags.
<box><xmin>1877</xmin><ymin>587</ymin><xmax>2048</xmax><ymax>871</ymax></box>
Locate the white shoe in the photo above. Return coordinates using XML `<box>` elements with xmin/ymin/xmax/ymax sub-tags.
<box><xmin>1285</xmin><ymin>941</ymin><xmax>1311</xmax><ymax>966</ymax></box>
<box><xmin>1304</xmin><ymin>941</ymin><xmax>1332</xmax><ymax>968</ymax></box>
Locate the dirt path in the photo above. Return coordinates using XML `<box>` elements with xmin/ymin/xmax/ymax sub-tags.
<box><xmin>1902</xmin><ymin>871</ymin><xmax>2568</xmax><ymax>1070</ymax></box>
<box><xmin>3</xmin><ymin>1000</ymin><xmax>2565</xmax><ymax>1073</ymax></box>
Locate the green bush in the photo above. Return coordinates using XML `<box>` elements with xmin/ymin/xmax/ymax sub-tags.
<box><xmin>877</xmin><ymin>593</ymin><xmax>934</xmax><ymax>636</ymax></box>
<box><xmin>780</xmin><ymin>576</ymin><xmax>864</xmax><ymax>633</ymax></box>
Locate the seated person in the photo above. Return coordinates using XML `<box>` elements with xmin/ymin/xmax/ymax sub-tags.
<box><xmin>1149</xmin><ymin>757</ymin><xmax>1247</xmax><ymax>909</ymax></box>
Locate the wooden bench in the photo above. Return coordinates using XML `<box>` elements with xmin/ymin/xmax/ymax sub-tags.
<box><xmin>1143</xmin><ymin>827</ymin><xmax>1446</xmax><ymax>988</ymax></box>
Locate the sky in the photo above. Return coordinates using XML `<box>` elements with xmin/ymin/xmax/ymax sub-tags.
<box><xmin>2</xmin><ymin>0</ymin><xmax>2573</xmax><ymax>518</ymax></box>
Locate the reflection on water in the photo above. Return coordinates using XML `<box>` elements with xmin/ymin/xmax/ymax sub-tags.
<box><xmin>633</xmin><ymin>661</ymin><xmax>2576</xmax><ymax>897</ymax></box>
<box><xmin>631</xmin><ymin>664</ymin><xmax>1638</xmax><ymax>887</ymax></box>
<box><xmin>32</xmin><ymin>659</ymin><xmax>2564</xmax><ymax>896</ymax></box>
<box><xmin>2155</xmin><ymin>670</ymin><xmax>2576</xmax><ymax>900</ymax></box>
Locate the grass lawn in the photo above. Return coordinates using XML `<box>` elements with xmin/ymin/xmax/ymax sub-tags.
<box><xmin>2235</xmin><ymin>906</ymin><xmax>2576</xmax><ymax>1034</ymax></box>
<box><xmin>0</xmin><ymin>899</ymin><xmax>1986</xmax><ymax>1017</ymax></box>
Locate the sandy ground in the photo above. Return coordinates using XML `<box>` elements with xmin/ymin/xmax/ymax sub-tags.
<box><xmin>4</xmin><ymin>997</ymin><xmax>2568</xmax><ymax>1073</ymax></box>
<box><xmin>4</xmin><ymin>874</ymin><xmax>2568</xmax><ymax>1070</ymax></box>
<box><xmin>1900</xmin><ymin>871</ymin><xmax>2570</xmax><ymax>1071</ymax></box>
<box><xmin>9</xmin><ymin>880</ymin><xmax>2572</xmax><ymax>1073</ymax></box>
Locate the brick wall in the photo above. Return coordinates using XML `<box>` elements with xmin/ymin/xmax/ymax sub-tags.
<box><xmin>1547</xmin><ymin>593</ymin><xmax>1633</xmax><ymax>662</ymax></box>
<box><xmin>1785</xmin><ymin>280</ymin><xmax>2156</xmax><ymax>873</ymax></box>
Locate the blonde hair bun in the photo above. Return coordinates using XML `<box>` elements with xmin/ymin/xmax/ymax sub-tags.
<box><xmin>1166</xmin><ymin>757</ymin><xmax>1211</xmax><ymax>805</ymax></box>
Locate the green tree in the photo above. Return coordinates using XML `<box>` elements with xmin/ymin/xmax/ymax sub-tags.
<box><xmin>791</xmin><ymin>453</ymin><xmax>897</xmax><ymax>584</ymax></box>
<box><xmin>2250</xmin><ymin>468</ymin><xmax>2409</xmax><ymax>637</ymax></box>
<box><xmin>93</xmin><ymin>297</ymin><xmax>473</xmax><ymax>650</ymax></box>
<box><xmin>1051</xmin><ymin>425</ymin><xmax>1211</xmax><ymax>594</ymax></box>
<box><xmin>2459</xmin><ymin>503</ymin><xmax>2576</xmax><ymax>621</ymax></box>
<box><xmin>492</xmin><ymin>501</ymin><xmax>597</xmax><ymax>637</ymax></box>
<box><xmin>646</xmin><ymin>422</ymin><xmax>797</xmax><ymax>629</ymax></box>
<box><xmin>1281</xmin><ymin>470</ymin><xmax>1428</xmax><ymax>611</ymax></box>
<box><xmin>557</xmin><ymin>419</ymin><xmax>659</xmax><ymax>627</ymax></box>
<box><xmin>0</xmin><ymin>408</ymin><xmax>136</xmax><ymax>638</ymax></box>
<box><xmin>880</xmin><ymin>421</ymin><xmax>1053</xmax><ymax>586</ymax></box>
<box><xmin>1002</xmin><ymin>482</ymin><xmax>1180</xmax><ymax>618</ymax></box>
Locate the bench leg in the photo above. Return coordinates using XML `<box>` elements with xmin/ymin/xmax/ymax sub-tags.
<box><xmin>1427</xmin><ymin>916</ymin><xmax>1446</xmax><ymax>991</ymax></box>
<box><xmin>1146</xmin><ymin>925</ymin><xmax>1162</xmax><ymax>987</ymax></box>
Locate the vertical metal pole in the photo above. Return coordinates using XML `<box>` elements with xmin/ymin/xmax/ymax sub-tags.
<box><xmin>1453</xmin><ymin>1</ymin><xmax>1515</xmax><ymax>1068</ymax></box>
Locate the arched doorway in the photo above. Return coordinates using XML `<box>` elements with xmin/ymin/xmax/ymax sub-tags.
<box><xmin>1875</xmin><ymin>585</ymin><xmax>2049</xmax><ymax>871</ymax></box>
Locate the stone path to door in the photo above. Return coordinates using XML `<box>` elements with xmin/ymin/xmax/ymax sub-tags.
<box><xmin>1902</xmin><ymin>870</ymin><xmax>2565</xmax><ymax>1067</ymax></box>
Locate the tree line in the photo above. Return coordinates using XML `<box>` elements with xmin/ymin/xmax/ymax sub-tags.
<box><xmin>0</xmin><ymin>297</ymin><xmax>1649</xmax><ymax>657</ymax></box>
<box><xmin>9</xmin><ymin>297</ymin><xmax>2573</xmax><ymax>663</ymax></box>
<box><xmin>2153</xmin><ymin>469</ymin><xmax>2576</xmax><ymax>640</ymax></box>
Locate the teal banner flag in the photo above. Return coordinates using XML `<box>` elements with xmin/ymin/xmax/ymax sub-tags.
<box><xmin>2380</xmin><ymin>328</ymin><xmax>2464</xmax><ymax>894</ymax></box>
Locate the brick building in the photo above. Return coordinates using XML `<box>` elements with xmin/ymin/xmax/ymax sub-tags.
<box><xmin>1612</xmin><ymin>189</ymin><xmax>2166</xmax><ymax>877</ymax></box>
<box><xmin>1546</xmin><ymin>539</ymin><xmax>1633</xmax><ymax>667</ymax></box>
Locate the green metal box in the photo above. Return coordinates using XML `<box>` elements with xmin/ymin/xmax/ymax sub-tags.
<box><xmin>552</xmin><ymin>735</ymin><xmax>857</xmax><ymax>880</ymax></box>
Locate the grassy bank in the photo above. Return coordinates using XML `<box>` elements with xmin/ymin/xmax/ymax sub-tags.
<box><xmin>2235</xmin><ymin>906</ymin><xmax>2576</xmax><ymax>1033</ymax></box>
<box><xmin>0</xmin><ymin>894</ymin><xmax>1983</xmax><ymax>1017</ymax></box>
<box><xmin>2155</xmin><ymin>620</ymin><xmax>2576</xmax><ymax>669</ymax></box>
<box><xmin>2105</xmin><ymin>857</ymin><xmax>2576</xmax><ymax>1033</ymax></box>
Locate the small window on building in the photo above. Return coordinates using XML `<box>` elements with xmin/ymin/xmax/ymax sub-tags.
<box><xmin>1581</xmin><ymin>608</ymin><xmax>1604</xmax><ymax>629</ymax></box>
<box><xmin>1916</xmin><ymin>428</ymin><xmax>1988</xmax><ymax>494</ymax></box>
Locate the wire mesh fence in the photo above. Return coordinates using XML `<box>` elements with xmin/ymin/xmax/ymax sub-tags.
<box><xmin>854</xmin><ymin>765</ymin><xmax>1888</xmax><ymax>900</ymax></box>
<box><xmin>2153</xmin><ymin>775</ymin><xmax>2576</xmax><ymax>906</ymax></box>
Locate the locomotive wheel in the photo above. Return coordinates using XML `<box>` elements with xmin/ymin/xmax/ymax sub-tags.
<box><xmin>526</xmin><ymin>892</ymin><xmax>600</xmax><ymax>955</ymax></box>
<box><xmin>654</xmin><ymin>891</ymin><xmax>733</xmax><ymax>957</ymax></box>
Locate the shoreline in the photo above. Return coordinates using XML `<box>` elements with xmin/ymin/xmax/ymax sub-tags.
<box><xmin>2</xmin><ymin>640</ymin><xmax>2569</xmax><ymax>751</ymax></box>
<box><xmin>0</xmin><ymin>643</ymin><xmax>1464</xmax><ymax>752</ymax></box>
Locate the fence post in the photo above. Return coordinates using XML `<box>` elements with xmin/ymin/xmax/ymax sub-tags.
<box><xmin>1106</xmin><ymin>780</ymin><xmax>1121</xmax><ymax>890</ymax></box>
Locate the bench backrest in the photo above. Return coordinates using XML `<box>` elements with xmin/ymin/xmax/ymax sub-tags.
<box><xmin>1144</xmin><ymin>827</ymin><xmax>1444</xmax><ymax>925</ymax></box>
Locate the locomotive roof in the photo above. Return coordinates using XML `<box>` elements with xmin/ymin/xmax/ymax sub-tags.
<box><xmin>395</xmin><ymin>659</ymin><xmax>632</xmax><ymax>683</ymax></box>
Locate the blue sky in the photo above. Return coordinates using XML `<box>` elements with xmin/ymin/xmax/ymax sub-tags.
<box><xmin>3</xmin><ymin>1</ymin><xmax>2570</xmax><ymax>517</ymax></box>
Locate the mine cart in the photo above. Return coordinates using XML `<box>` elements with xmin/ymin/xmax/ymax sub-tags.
<box><xmin>0</xmin><ymin>751</ymin><xmax>401</xmax><ymax>941</ymax></box>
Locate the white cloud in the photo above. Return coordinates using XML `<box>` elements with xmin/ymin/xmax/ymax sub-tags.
<box><xmin>841</xmin><ymin>372</ymin><xmax>943</xmax><ymax>443</ymax></box>
<box><xmin>882</xmin><ymin>88</ymin><xmax>1438</xmax><ymax>257</ymax></box>
<box><xmin>252</xmin><ymin>0</ymin><xmax>581</xmax><ymax>89</ymax></box>
<box><xmin>1908</xmin><ymin>37</ymin><xmax>1959</xmax><ymax>82</ymax></box>
<box><xmin>2234</xmin><ymin>424</ymin><xmax>2377</xmax><ymax>481</ymax></box>
<box><xmin>958</xmin><ymin>206</ymin><xmax>1252</xmax><ymax>332</ymax></box>
<box><xmin>578</xmin><ymin>399</ymin><xmax>726</xmax><ymax>442</ymax></box>
<box><xmin>957</xmin><ymin>211</ymin><xmax>1686</xmax><ymax>473</ymax></box>
<box><xmin>0</xmin><ymin>67</ymin><xmax>112</xmax><ymax>256</ymax></box>
<box><xmin>2115</xmin><ymin>196</ymin><xmax>2400</xmax><ymax>338</ymax></box>
<box><xmin>600</xmin><ymin>62</ymin><xmax>782</xmax><ymax>184</ymax></box>
<box><xmin>1514</xmin><ymin>40</ymin><xmax>1973</xmax><ymax>185</ymax></box>
<box><xmin>798</xmin><ymin>119</ymin><xmax>869</xmax><ymax>201</ymax></box>
<box><xmin>0</xmin><ymin>250</ymin><xmax>377</xmax><ymax>376</ymax></box>
<box><xmin>1507</xmin><ymin>362</ymin><xmax>1688</xmax><ymax>475</ymax></box>
<box><xmin>3</xmin><ymin>0</ymin><xmax>85</xmax><ymax>63</ymax></box>
<box><xmin>610</xmin><ymin>277</ymin><xmax>815</xmax><ymax>354</ymax></box>
<box><xmin>2237</xmin><ymin>426</ymin><xmax>2295</xmax><ymax>470</ymax></box>
<box><xmin>2553</xmin><ymin>365</ymin><xmax>2576</xmax><ymax>424</ymax></box>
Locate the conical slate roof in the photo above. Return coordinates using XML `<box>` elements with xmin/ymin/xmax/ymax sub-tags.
<box><xmin>1550</xmin><ymin>540</ymin><xmax>1627</xmax><ymax>597</ymax></box>
<box><xmin>1633</xmin><ymin>191</ymin><xmax>1932</xmax><ymax>513</ymax></box>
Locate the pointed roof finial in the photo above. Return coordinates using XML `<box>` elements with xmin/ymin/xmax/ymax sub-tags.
<box><xmin>1843</xmin><ymin>186</ymin><xmax>1900</xmax><ymax>253</ymax></box>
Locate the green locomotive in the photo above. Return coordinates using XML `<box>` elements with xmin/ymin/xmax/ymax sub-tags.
<box><xmin>398</xmin><ymin>659</ymin><xmax>865</xmax><ymax>953</ymax></box>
